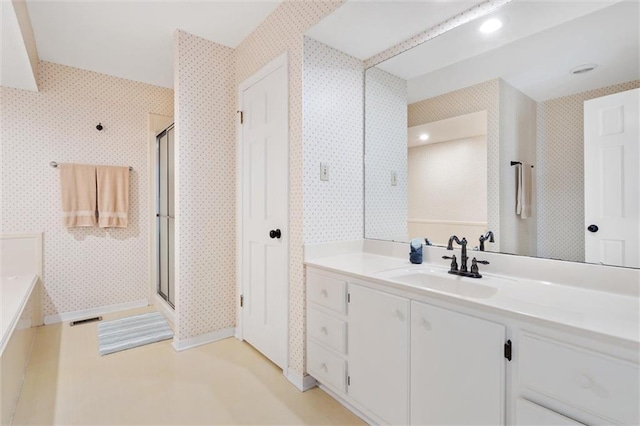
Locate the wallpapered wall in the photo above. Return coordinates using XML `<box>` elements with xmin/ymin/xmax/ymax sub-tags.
<box><xmin>408</xmin><ymin>79</ymin><xmax>501</xmax><ymax>251</ymax></box>
<box><xmin>536</xmin><ymin>80</ymin><xmax>640</xmax><ymax>262</ymax></box>
<box><xmin>234</xmin><ymin>0</ymin><xmax>345</xmax><ymax>375</ymax></box>
<box><xmin>173</xmin><ymin>31</ymin><xmax>236</xmax><ymax>341</ymax></box>
<box><xmin>303</xmin><ymin>37</ymin><xmax>364</xmax><ymax>245</ymax></box>
<box><xmin>499</xmin><ymin>80</ymin><xmax>537</xmax><ymax>257</ymax></box>
<box><xmin>1</xmin><ymin>61</ymin><xmax>173</xmax><ymax>318</ymax></box>
<box><xmin>364</xmin><ymin>67</ymin><xmax>408</xmax><ymax>241</ymax></box>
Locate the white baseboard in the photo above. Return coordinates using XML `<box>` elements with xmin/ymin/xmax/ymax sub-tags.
<box><xmin>172</xmin><ymin>327</ymin><xmax>235</xmax><ymax>352</ymax></box>
<box><xmin>285</xmin><ymin>370</ymin><xmax>318</xmax><ymax>392</ymax></box>
<box><xmin>44</xmin><ymin>299</ymin><xmax>148</xmax><ymax>325</ymax></box>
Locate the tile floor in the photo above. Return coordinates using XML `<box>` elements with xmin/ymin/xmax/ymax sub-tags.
<box><xmin>12</xmin><ymin>307</ymin><xmax>364</xmax><ymax>425</ymax></box>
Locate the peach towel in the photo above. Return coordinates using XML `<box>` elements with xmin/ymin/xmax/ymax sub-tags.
<box><xmin>97</xmin><ymin>166</ymin><xmax>129</xmax><ymax>228</ymax></box>
<box><xmin>59</xmin><ymin>163</ymin><xmax>97</xmax><ymax>227</ymax></box>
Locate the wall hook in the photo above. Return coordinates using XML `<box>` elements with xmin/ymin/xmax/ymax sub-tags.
<box><xmin>96</xmin><ymin>123</ymin><xmax>103</xmax><ymax>131</ymax></box>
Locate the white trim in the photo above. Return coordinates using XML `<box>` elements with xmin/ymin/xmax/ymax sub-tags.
<box><xmin>285</xmin><ymin>370</ymin><xmax>318</xmax><ymax>392</ymax></box>
<box><xmin>407</xmin><ymin>219</ymin><xmax>487</xmax><ymax>226</ymax></box>
<box><xmin>153</xmin><ymin>294</ymin><xmax>175</xmax><ymax>327</ymax></box>
<box><xmin>172</xmin><ymin>327</ymin><xmax>235</xmax><ymax>352</ymax></box>
<box><xmin>43</xmin><ymin>299</ymin><xmax>148</xmax><ymax>325</ymax></box>
<box><xmin>236</xmin><ymin>51</ymin><xmax>290</xmax><ymax>370</ymax></box>
<box><xmin>318</xmin><ymin>383</ymin><xmax>381</xmax><ymax>425</ymax></box>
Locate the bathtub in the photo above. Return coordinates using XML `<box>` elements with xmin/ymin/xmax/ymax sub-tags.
<box><xmin>0</xmin><ymin>233</ymin><xmax>42</xmax><ymax>425</ymax></box>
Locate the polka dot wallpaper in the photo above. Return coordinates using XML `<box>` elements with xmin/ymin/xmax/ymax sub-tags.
<box><xmin>1</xmin><ymin>61</ymin><xmax>173</xmax><ymax>318</ymax></box>
<box><xmin>173</xmin><ymin>31</ymin><xmax>236</xmax><ymax>341</ymax></box>
<box><xmin>364</xmin><ymin>67</ymin><xmax>408</xmax><ymax>241</ymax></box>
<box><xmin>303</xmin><ymin>36</ymin><xmax>364</xmax><ymax>245</ymax></box>
<box><xmin>536</xmin><ymin>80</ymin><xmax>640</xmax><ymax>262</ymax></box>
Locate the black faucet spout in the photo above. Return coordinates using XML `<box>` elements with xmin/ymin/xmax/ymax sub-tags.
<box><xmin>447</xmin><ymin>235</ymin><xmax>468</xmax><ymax>272</ymax></box>
<box><xmin>479</xmin><ymin>231</ymin><xmax>495</xmax><ymax>251</ymax></box>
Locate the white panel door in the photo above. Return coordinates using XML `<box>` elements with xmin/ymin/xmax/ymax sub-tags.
<box><xmin>348</xmin><ymin>284</ymin><xmax>409</xmax><ymax>425</ymax></box>
<box><xmin>411</xmin><ymin>300</ymin><xmax>505</xmax><ymax>425</ymax></box>
<box><xmin>241</xmin><ymin>62</ymin><xmax>288</xmax><ymax>369</ymax></box>
<box><xmin>584</xmin><ymin>88</ymin><xmax>639</xmax><ymax>267</ymax></box>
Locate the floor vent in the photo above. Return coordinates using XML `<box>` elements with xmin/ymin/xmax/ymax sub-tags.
<box><xmin>70</xmin><ymin>316</ymin><xmax>103</xmax><ymax>327</ymax></box>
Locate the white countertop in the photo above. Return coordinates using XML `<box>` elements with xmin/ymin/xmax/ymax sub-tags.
<box><xmin>306</xmin><ymin>252</ymin><xmax>640</xmax><ymax>347</ymax></box>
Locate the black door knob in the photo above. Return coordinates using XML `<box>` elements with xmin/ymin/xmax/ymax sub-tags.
<box><xmin>269</xmin><ymin>229</ymin><xmax>281</xmax><ymax>239</ymax></box>
<box><xmin>587</xmin><ymin>224</ymin><xmax>599</xmax><ymax>233</ymax></box>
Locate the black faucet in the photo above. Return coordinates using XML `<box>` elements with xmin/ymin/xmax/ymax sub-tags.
<box><xmin>444</xmin><ymin>235</ymin><xmax>490</xmax><ymax>278</ymax></box>
<box><xmin>447</xmin><ymin>235</ymin><xmax>468</xmax><ymax>272</ymax></box>
<box><xmin>479</xmin><ymin>231</ymin><xmax>495</xmax><ymax>251</ymax></box>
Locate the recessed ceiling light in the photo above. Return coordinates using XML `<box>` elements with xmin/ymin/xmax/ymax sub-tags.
<box><xmin>571</xmin><ymin>64</ymin><xmax>598</xmax><ymax>75</ymax></box>
<box><xmin>479</xmin><ymin>18</ymin><xmax>503</xmax><ymax>34</ymax></box>
<box><xmin>419</xmin><ymin>133</ymin><xmax>429</xmax><ymax>141</ymax></box>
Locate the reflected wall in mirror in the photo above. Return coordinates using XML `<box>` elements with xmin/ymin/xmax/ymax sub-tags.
<box><xmin>364</xmin><ymin>1</ymin><xmax>639</xmax><ymax>267</ymax></box>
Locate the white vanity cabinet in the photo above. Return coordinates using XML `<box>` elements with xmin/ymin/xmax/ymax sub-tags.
<box><xmin>348</xmin><ymin>284</ymin><xmax>409</xmax><ymax>425</ymax></box>
<box><xmin>411</xmin><ymin>300</ymin><xmax>506</xmax><ymax>425</ymax></box>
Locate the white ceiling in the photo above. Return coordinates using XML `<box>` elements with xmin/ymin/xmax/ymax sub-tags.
<box><xmin>25</xmin><ymin>1</ymin><xmax>283</xmax><ymax>88</ymax></box>
<box><xmin>305</xmin><ymin>0</ymin><xmax>483</xmax><ymax>60</ymax></box>
<box><xmin>375</xmin><ymin>1</ymin><xmax>639</xmax><ymax>103</ymax></box>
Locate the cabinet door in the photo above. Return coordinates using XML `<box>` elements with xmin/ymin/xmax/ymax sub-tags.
<box><xmin>348</xmin><ymin>284</ymin><xmax>409</xmax><ymax>425</ymax></box>
<box><xmin>411</xmin><ymin>300</ymin><xmax>506</xmax><ymax>425</ymax></box>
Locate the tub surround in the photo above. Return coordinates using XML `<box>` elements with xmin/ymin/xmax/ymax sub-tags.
<box><xmin>304</xmin><ymin>239</ymin><xmax>639</xmax><ymax>425</ymax></box>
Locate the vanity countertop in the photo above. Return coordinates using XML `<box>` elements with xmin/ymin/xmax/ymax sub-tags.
<box><xmin>306</xmin><ymin>252</ymin><xmax>640</xmax><ymax>347</ymax></box>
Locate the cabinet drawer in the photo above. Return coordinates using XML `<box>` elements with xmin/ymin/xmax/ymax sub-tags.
<box><xmin>308</xmin><ymin>308</ymin><xmax>347</xmax><ymax>354</ymax></box>
<box><xmin>307</xmin><ymin>341</ymin><xmax>347</xmax><ymax>393</ymax></box>
<box><xmin>307</xmin><ymin>273</ymin><xmax>347</xmax><ymax>313</ymax></box>
<box><xmin>516</xmin><ymin>399</ymin><xmax>585</xmax><ymax>425</ymax></box>
<box><xmin>520</xmin><ymin>333</ymin><xmax>639</xmax><ymax>425</ymax></box>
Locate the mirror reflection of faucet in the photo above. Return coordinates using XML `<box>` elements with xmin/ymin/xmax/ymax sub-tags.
<box><xmin>479</xmin><ymin>231</ymin><xmax>495</xmax><ymax>251</ymax></box>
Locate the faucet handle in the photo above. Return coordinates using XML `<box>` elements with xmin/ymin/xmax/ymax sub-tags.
<box><xmin>475</xmin><ymin>259</ymin><xmax>490</xmax><ymax>265</ymax></box>
<box><xmin>442</xmin><ymin>255</ymin><xmax>458</xmax><ymax>272</ymax></box>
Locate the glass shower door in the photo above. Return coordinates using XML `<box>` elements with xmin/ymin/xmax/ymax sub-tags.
<box><xmin>157</xmin><ymin>125</ymin><xmax>175</xmax><ymax>308</ymax></box>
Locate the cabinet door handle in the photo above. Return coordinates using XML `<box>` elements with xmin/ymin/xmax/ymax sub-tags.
<box><xmin>320</xmin><ymin>362</ymin><xmax>328</xmax><ymax>372</ymax></box>
<box><xmin>420</xmin><ymin>317</ymin><xmax>432</xmax><ymax>330</ymax></box>
<box><xmin>320</xmin><ymin>289</ymin><xmax>328</xmax><ymax>298</ymax></box>
<box><xmin>391</xmin><ymin>309</ymin><xmax>405</xmax><ymax>321</ymax></box>
<box><xmin>320</xmin><ymin>326</ymin><xmax>328</xmax><ymax>335</ymax></box>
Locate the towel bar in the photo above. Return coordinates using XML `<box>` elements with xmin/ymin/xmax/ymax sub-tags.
<box><xmin>50</xmin><ymin>161</ymin><xmax>132</xmax><ymax>171</ymax></box>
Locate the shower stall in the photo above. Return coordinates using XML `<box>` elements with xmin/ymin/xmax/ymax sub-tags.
<box><xmin>156</xmin><ymin>124</ymin><xmax>175</xmax><ymax>308</ymax></box>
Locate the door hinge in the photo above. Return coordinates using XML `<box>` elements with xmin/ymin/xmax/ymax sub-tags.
<box><xmin>237</xmin><ymin>110</ymin><xmax>244</xmax><ymax>124</ymax></box>
<box><xmin>240</xmin><ymin>294</ymin><xmax>244</xmax><ymax>308</ymax></box>
<box><xmin>347</xmin><ymin>375</ymin><xmax>350</xmax><ymax>386</ymax></box>
<box><xmin>504</xmin><ymin>340</ymin><xmax>512</xmax><ymax>361</ymax></box>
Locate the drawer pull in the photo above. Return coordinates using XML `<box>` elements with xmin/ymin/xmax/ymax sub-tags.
<box><xmin>577</xmin><ymin>374</ymin><xmax>593</xmax><ymax>389</ymax></box>
<box><xmin>320</xmin><ymin>289</ymin><xmax>328</xmax><ymax>297</ymax></box>
<box><xmin>320</xmin><ymin>326</ymin><xmax>328</xmax><ymax>335</ymax></box>
<box><xmin>320</xmin><ymin>362</ymin><xmax>328</xmax><ymax>372</ymax></box>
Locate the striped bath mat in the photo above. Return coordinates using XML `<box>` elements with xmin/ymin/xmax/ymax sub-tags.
<box><xmin>97</xmin><ymin>312</ymin><xmax>173</xmax><ymax>356</ymax></box>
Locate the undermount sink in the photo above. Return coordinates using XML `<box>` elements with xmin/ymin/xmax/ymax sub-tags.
<box><xmin>376</xmin><ymin>267</ymin><xmax>505</xmax><ymax>299</ymax></box>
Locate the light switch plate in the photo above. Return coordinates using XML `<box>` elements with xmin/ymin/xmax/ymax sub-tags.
<box><xmin>391</xmin><ymin>171</ymin><xmax>398</xmax><ymax>186</ymax></box>
<box><xmin>320</xmin><ymin>163</ymin><xmax>329</xmax><ymax>181</ymax></box>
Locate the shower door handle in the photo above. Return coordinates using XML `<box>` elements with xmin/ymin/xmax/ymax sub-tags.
<box><xmin>156</xmin><ymin>214</ymin><xmax>174</xmax><ymax>219</ymax></box>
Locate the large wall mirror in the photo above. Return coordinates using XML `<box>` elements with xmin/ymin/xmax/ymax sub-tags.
<box><xmin>364</xmin><ymin>0</ymin><xmax>639</xmax><ymax>268</ymax></box>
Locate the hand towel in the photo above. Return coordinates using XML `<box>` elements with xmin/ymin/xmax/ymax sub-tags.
<box><xmin>59</xmin><ymin>163</ymin><xmax>97</xmax><ymax>227</ymax></box>
<box><xmin>97</xmin><ymin>166</ymin><xmax>129</xmax><ymax>228</ymax></box>
<box><xmin>516</xmin><ymin>163</ymin><xmax>533</xmax><ymax>219</ymax></box>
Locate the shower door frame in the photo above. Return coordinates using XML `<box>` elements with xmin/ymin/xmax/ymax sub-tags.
<box><xmin>156</xmin><ymin>124</ymin><xmax>175</xmax><ymax>309</ymax></box>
